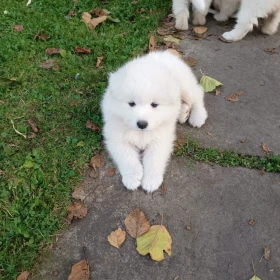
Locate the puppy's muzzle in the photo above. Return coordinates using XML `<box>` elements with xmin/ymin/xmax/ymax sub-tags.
<box><xmin>137</xmin><ymin>120</ymin><xmax>148</xmax><ymax>130</ymax></box>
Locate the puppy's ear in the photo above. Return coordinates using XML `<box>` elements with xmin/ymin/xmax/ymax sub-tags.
<box><xmin>107</xmin><ymin>68</ymin><xmax>126</xmax><ymax>93</ymax></box>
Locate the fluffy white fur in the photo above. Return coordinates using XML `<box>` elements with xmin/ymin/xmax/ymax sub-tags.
<box><xmin>173</xmin><ymin>0</ymin><xmax>211</xmax><ymax>30</ymax></box>
<box><xmin>222</xmin><ymin>0</ymin><xmax>280</xmax><ymax>41</ymax></box>
<box><xmin>212</xmin><ymin>0</ymin><xmax>240</xmax><ymax>22</ymax></box>
<box><xmin>101</xmin><ymin>51</ymin><xmax>207</xmax><ymax>192</ymax></box>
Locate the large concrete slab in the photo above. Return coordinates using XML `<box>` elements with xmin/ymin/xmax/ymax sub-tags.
<box><xmin>31</xmin><ymin>157</ymin><xmax>280</xmax><ymax>280</ymax></box>
<box><xmin>178</xmin><ymin>17</ymin><xmax>280</xmax><ymax>156</ymax></box>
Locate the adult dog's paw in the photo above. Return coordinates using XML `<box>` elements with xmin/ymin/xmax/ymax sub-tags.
<box><xmin>175</xmin><ymin>10</ymin><xmax>189</xmax><ymax>30</ymax></box>
<box><xmin>214</xmin><ymin>13</ymin><xmax>228</xmax><ymax>22</ymax></box>
<box><xmin>122</xmin><ymin>168</ymin><xmax>143</xmax><ymax>190</ymax></box>
<box><xmin>142</xmin><ymin>173</ymin><xmax>163</xmax><ymax>193</ymax></box>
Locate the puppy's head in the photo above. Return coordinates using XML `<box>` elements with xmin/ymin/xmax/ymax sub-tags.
<box><xmin>107</xmin><ymin>58</ymin><xmax>181</xmax><ymax>131</ymax></box>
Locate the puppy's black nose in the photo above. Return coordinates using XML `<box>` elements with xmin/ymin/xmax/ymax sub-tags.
<box><xmin>137</xmin><ymin>120</ymin><xmax>148</xmax><ymax>129</ymax></box>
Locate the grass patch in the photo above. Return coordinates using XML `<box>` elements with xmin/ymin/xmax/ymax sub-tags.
<box><xmin>174</xmin><ymin>136</ymin><xmax>280</xmax><ymax>172</ymax></box>
<box><xmin>0</xmin><ymin>0</ymin><xmax>170</xmax><ymax>278</ymax></box>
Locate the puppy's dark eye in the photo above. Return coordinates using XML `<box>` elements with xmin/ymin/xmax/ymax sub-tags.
<box><xmin>129</xmin><ymin>102</ymin><xmax>136</xmax><ymax>107</ymax></box>
<box><xmin>151</xmin><ymin>102</ymin><xmax>158</xmax><ymax>108</ymax></box>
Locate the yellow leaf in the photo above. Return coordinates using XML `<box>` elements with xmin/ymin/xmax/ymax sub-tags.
<box><xmin>136</xmin><ymin>225</ymin><xmax>172</xmax><ymax>261</ymax></box>
<box><xmin>250</xmin><ymin>276</ymin><xmax>261</xmax><ymax>280</ymax></box>
<box><xmin>193</xmin><ymin>26</ymin><xmax>208</xmax><ymax>34</ymax></box>
<box><xmin>200</xmin><ymin>75</ymin><xmax>223</xmax><ymax>92</ymax></box>
<box><xmin>107</xmin><ymin>227</ymin><xmax>126</xmax><ymax>249</ymax></box>
<box><xmin>164</xmin><ymin>35</ymin><xmax>181</xmax><ymax>43</ymax></box>
<box><xmin>82</xmin><ymin>12</ymin><xmax>107</xmax><ymax>29</ymax></box>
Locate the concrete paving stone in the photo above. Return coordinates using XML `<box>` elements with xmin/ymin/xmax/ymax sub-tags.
<box><xmin>31</xmin><ymin>157</ymin><xmax>280</xmax><ymax>280</ymax></box>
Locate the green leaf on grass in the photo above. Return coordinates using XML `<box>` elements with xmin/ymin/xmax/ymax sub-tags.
<box><xmin>76</xmin><ymin>141</ymin><xmax>85</xmax><ymax>147</ymax></box>
<box><xmin>107</xmin><ymin>16</ymin><xmax>120</xmax><ymax>23</ymax></box>
<box><xmin>200</xmin><ymin>75</ymin><xmax>223</xmax><ymax>92</ymax></box>
<box><xmin>0</xmin><ymin>77</ymin><xmax>17</xmax><ymax>87</ymax></box>
<box><xmin>60</xmin><ymin>49</ymin><xmax>67</xmax><ymax>57</ymax></box>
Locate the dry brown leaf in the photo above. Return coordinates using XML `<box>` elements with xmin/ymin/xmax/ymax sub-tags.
<box><xmin>174</xmin><ymin>276</ymin><xmax>179</xmax><ymax>280</ymax></box>
<box><xmin>68</xmin><ymin>10</ymin><xmax>76</xmax><ymax>17</ymax></box>
<box><xmin>264</xmin><ymin>246</ymin><xmax>270</xmax><ymax>260</ymax></box>
<box><xmin>173</xmin><ymin>31</ymin><xmax>187</xmax><ymax>40</ymax></box>
<box><xmin>261</xmin><ymin>142</ymin><xmax>270</xmax><ymax>154</ymax></box>
<box><xmin>149</xmin><ymin>35</ymin><xmax>157</xmax><ymax>52</ymax></box>
<box><xmin>45</xmin><ymin>48</ymin><xmax>61</xmax><ymax>55</ymax></box>
<box><xmin>184</xmin><ymin>57</ymin><xmax>197</xmax><ymax>67</ymax></box>
<box><xmin>167</xmin><ymin>49</ymin><xmax>182</xmax><ymax>58</ymax></box>
<box><xmin>226</xmin><ymin>91</ymin><xmax>243</xmax><ymax>102</ymax></box>
<box><xmin>185</xmin><ymin>225</ymin><xmax>191</xmax><ymax>231</ymax></box>
<box><xmin>52</xmin><ymin>64</ymin><xmax>59</xmax><ymax>71</ymax></box>
<box><xmin>90</xmin><ymin>8</ymin><xmax>110</xmax><ymax>17</ymax></box>
<box><xmin>17</xmin><ymin>271</ymin><xmax>30</xmax><ymax>280</ymax></box>
<box><xmin>68</xmin><ymin>259</ymin><xmax>90</xmax><ymax>280</ymax></box>
<box><xmin>13</xmin><ymin>25</ymin><xmax>23</xmax><ymax>32</ymax></box>
<box><xmin>132</xmin><ymin>0</ymin><xmax>138</xmax><ymax>4</ymax></box>
<box><xmin>106</xmin><ymin>168</ymin><xmax>116</xmax><ymax>177</ymax></box>
<box><xmin>86</xmin><ymin>120</ymin><xmax>100</xmax><ymax>132</ymax></box>
<box><xmin>215</xmin><ymin>89</ymin><xmax>221</xmax><ymax>95</ymax></box>
<box><xmin>39</xmin><ymin>59</ymin><xmax>57</xmax><ymax>70</ymax></box>
<box><xmin>207</xmin><ymin>132</ymin><xmax>213</xmax><ymax>137</ymax></box>
<box><xmin>74</xmin><ymin>46</ymin><xmax>91</xmax><ymax>54</ymax></box>
<box><xmin>96</xmin><ymin>56</ymin><xmax>104</xmax><ymax>68</ymax></box>
<box><xmin>174</xmin><ymin>137</ymin><xmax>185</xmax><ymax>148</ymax></box>
<box><xmin>38</xmin><ymin>34</ymin><xmax>50</xmax><ymax>41</ymax></box>
<box><xmin>89</xmin><ymin>169</ymin><xmax>99</xmax><ymax>178</ymax></box>
<box><xmin>124</xmin><ymin>208</ymin><xmax>151</xmax><ymax>238</ymax></box>
<box><xmin>90</xmin><ymin>154</ymin><xmax>104</xmax><ymax>168</ymax></box>
<box><xmin>248</xmin><ymin>219</ymin><xmax>256</xmax><ymax>226</ymax></box>
<box><xmin>107</xmin><ymin>228</ymin><xmax>126</xmax><ymax>248</ymax></box>
<box><xmin>27</xmin><ymin>119</ymin><xmax>39</xmax><ymax>133</ymax></box>
<box><xmin>67</xmin><ymin>202</ymin><xmax>88</xmax><ymax>222</ymax></box>
<box><xmin>193</xmin><ymin>26</ymin><xmax>208</xmax><ymax>34</ymax></box>
<box><xmin>157</xmin><ymin>27</ymin><xmax>174</xmax><ymax>36</ymax></box>
<box><xmin>82</xmin><ymin>12</ymin><xmax>107</xmax><ymax>29</ymax></box>
<box><xmin>72</xmin><ymin>187</ymin><xmax>86</xmax><ymax>201</ymax></box>
<box><xmin>264</xmin><ymin>48</ymin><xmax>277</xmax><ymax>54</ymax></box>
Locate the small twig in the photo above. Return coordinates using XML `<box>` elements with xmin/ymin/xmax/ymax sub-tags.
<box><xmin>11</xmin><ymin>119</ymin><xmax>26</xmax><ymax>138</ymax></box>
<box><xmin>160</xmin><ymin>212</ymin><xmax>164</xmax><ymax>226</ymax></box>
<box><xmin>252</xmin><ymin>260</ymin><xmax>256</xmax><ymax>275</ymax></box>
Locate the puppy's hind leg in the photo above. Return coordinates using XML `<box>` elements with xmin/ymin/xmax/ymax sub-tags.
<box><xmin>262</xmin><ymin>9</ymin><xmax>280</xmax><ymax>35</ymax></box>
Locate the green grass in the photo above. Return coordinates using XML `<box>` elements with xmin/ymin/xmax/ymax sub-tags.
<box><xmin>174</xmin><ymin>136</ymin><xmax>280</xmax><ymax>173</ymax></box>
<box><xmin>0</xmin><ymin>0</ymin><xmax>170</xmax><ymax>278</ymax></box>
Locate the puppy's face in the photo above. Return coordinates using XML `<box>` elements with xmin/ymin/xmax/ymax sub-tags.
<box><xmin>108</xmin><ymin>62</ymin><xmax>181</xmax><ymax>131</ymax></box>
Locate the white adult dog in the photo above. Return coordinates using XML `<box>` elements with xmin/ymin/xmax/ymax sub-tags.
<box><xmin>101</xmin><ymin>51</ymin><xmax>208</xmax><ymax>192</ymax></box>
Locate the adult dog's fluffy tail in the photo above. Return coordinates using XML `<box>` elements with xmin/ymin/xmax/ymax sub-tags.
<box><xmin>191</xmin><ymin>0</ymin><xmax>205</xmax><ymax>12</ymax></box>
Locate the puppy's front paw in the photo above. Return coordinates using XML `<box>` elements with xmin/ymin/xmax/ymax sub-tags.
<box><xmin>222</xmin><ymin>31</ymin><xmax>238</xmax><ymax>41</ymax></box>
<box><xmin>142</xmin><ymin>173</ymin><xmax>163</xmax><ymax>193</ymax></box>
<box><xmin>192</xmin><ymin>13</ymin><xmax>206</xmax><ymax>26</ymax></box>
<box><xmin>122</xmin><ymin>168</ymin><xmax>143</xmax><ymax>190</ymax></box>
<box><xmin>175</xmin><ymin>10</ymin><xmax>189</xmax><ymax>30</ymax></box>
<box><xmin>188</xmin><ymin>107</ymin><xmax>208</xmax><ymax>128</ymax></box>
<box><xmin>214</xmin><ymin>13</ymin><xmax>228</xmax><ymax>22</ymax></box>
<box><xmin>179</xmin><ymin>103</ymin><xmax>191</xmax><ymax>124</ymax></box>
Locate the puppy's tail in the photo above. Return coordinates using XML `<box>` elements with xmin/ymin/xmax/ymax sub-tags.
<box><xmin>191</xmin><ymin>0</ymin><xmax>206</xmax><ymax>13</ymax></box>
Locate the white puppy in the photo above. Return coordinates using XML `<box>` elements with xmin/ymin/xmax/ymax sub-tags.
<box><xmin>101</xmin><ymin>51</ymin><xmax>208</xmax><ymax>192</ymax></box>
<box><xmin>212</xmin><ymin>0</ymin><xmax>240</xmax><ymax>22</ymax></box>
<box><xmin>222</xmin><ymin>0</ymin><xmax>280</xmax><ymax>41</ymax></box>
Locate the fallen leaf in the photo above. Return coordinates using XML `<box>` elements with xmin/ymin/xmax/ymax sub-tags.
<box><xmin>215</xmin><ymin>89</ymin><xmax>221</xmax><ymax>95</ymax></box>
<box><xmin>264</xmin><ymin>246</ymin><xmax>270</xmax><ymax>260</ymax></box>
<box><xmin>226</xmin><ymin>91</ymin><xmax>243</xmax><ymax>102</ymax></box>
<box><xmin>106</xmin><ymin>168</ymin><xmax>116</xmax><ymax>177</ymax></box>
<box><xmin>90</xmin><ymin>8</ymin><xmax>110</xmax><ymax>17</ymax></box>
<box><xmin>124</xmin><ymin>208</ymin><xmax>151</xmax><ymax>238</ymax></box>
<box><xmin>107</xmin><ymin>228</ymin><xmax>126</xmax><ymax>249</ymax></box>
<box><xmin>218</xmin><ymin>35</ymin><xmax>233</xmax><ymax>43</ymax></box>
<box><xmin>200</xmin><ymin>75</ymin><xmax>223</xmax><ymax>92</ymax></box>
<box><xmin>264</xmin><ymin>48</ymin><xmax>277</xmax><ymax>54</ymax></box>
<box><xmin>71</xmin><ymin>187</ymin><xmax>86</xmax><ymax>201</ymax></box>
<box><xmin>86</xmin><ymin>120</ymin><xmax>100</xmax><ymax>132</ymax></box>
<box><xmin>173</xmin><ymin>31</ymin><xmax>187</xmax><ymax>40</ymax></box>
<box><xmin>184</xmin><ymin>57</ymin><xmax>197</xmax><ymax>67</ymax></box>
<box><xmin>38</xmin><ymin>34</ymin><xmax>50</xmax><ymax>41</ymax></box>
<box><xmin>67</xmin><ymin>202</ymin><xmax>88</xmax><ymax>222</ymax></box>
<box><xmin>157</xmin><ymin>27</ymin><xmax>173</xmax><ymax>36</ymax></box>
<box><xmin>68</xmin><ymin>10</ymin><xmax>76</xmax><ymax>17</ymax></box>
<box><xmin>261</xmin><ymin>142</ymin><xmax>270</xmax><ymax>154</ymax></box>
<box><xmin>207</xmin><ymin>132</ymin><xmax>213</xmax><ymax>137</ymax></box>
<box><xmin>52</xmin><ymin>64</ymin><xmax>59</xmax><ymax>71</ymax></box>
<box><xmin>167</xmin><ymin>49</ymin><xmax>182</xmax><ymax>58</ymax></box>
<box><xmin>45</xmin><ymin>48</ymin><xmax>61</xmax><ymax>55</ymax></box>
<box><xmin>60</xmin><ymin>49</ymin><xmax>67</xmax><ymax>57</ymax></box>
<box><xmin>132</xmin><ymin>0</ymin><xmax>138</xmax><ymax>4</ymax></box>
<box><xmin>74</xmin><ymin>46</ymin><xmax>91</xmax><ymax>54</ymax></box>
<box><xmin>149</xmin><ymin>35</ymin><xmax>157</xmax><ymax>51</ymax></box>
<box><xmin>13</xmin><ymin>25</ymin><xmax>23</xmax><ymax>32</ymax></box>
<box><xmin>174</xmin><ymin>137</ymin><xmax>185</xmax><ymax>148</ymax></box>
<box><xmin>90</xmin><ymin>154</ymin><xmax>104</xmax><ymax>168</ymax></box>
<box><xmin>82</xmin><ymin>12</ymin><xmax>107</xmax><ymax>29</ymax></box>
<box><xmin>193</xmin><ymin>26</ymin><xmax>208</xmax><ymax>34</ymax></box>
<box><xmin>249</xmin><ymin>276</ymin><xmax>261</xmax><ymax>280</ymax></box>
<box><xmin>140</xmin><ymin>8</ymin><xmax>145</xmax><ymax>12</ymax></box>
<box><xmin>248</xmin><ymin>219</ymin><xmax>256</xmax><ymax>226</ymax></box>
<box><xmin>27</xmin><ymin>119</ymin><xmax>39</xmax><ymax>133</ymax></box>
<box><xmin>174</xmin><ymin>276</ymin><xmax>179</xmax><ymax>280</ymax></box>
<box><xmin>190</xmin><ymin>35</ymin><xmax>206</xmax><ymax>41</ymax></box>
<box><xmin>89</xmin><ymin>169</ymin><xmax>99</xmax><ymax>178</ymax></box>
<box><xmin>107</xmin><ymin>16</ymin><xmax>120</xmax><ymax>23</ymax></box>
<box><xmin>185</xmin><ymin>225</ymin><xmax>191</xmax><ymax>230</ymax></box>
<box><xmin>164</xmin><ymin>35</ymin><xmax>181</xmax><ymax>43</ymax></box>
<box><xmin>17</xmin><ymin>271</ymin><xmax>29</xmax><ymax>280</ymax></box>
<box><xmin>0</xmin><ymin>77</ymin><xmax>18</xmax><ymax>87</ymax></box>
<box><xmin>136</xmin><ymin>225</ymin><xmax>172</xmax><ymax>261</ymax></box>
<box><xmin>68</xmin><ymin>259</ymin><xmax>90</xmax><ymax>280</ymax></box>
<box><xmin>39</xmin><ymin>59</ymin><xmax>57</xmax><ymax>70</ymax></box>
<box><xmin>96</xmin><ymin>56</ymin><xmax>104</xmax><ymax>68</ymax></box>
